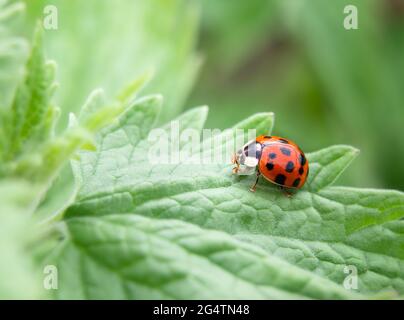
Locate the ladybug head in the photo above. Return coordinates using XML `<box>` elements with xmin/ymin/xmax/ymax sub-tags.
<box><xmin>232</xmin><ymin>139</ymin><xmax>261</xmax><ymax>174</ymax></box>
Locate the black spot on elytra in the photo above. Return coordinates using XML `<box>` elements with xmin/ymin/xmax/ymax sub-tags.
<box><xmin>275</xmin><ymin>174</ymin><xmax>286</xmax><ymax>185</ymax></box>
<box><xmin>299</xmin><ymin>153</ymin><xmax>306</xmax><ymax>166</ymax></box>
<box><xmin>285</xmin><ymin>161</ymin><xmax>294</xmax><ymax>173</ymax></box>
<box><xmin>292</xmin><ymin>178</ymin><xmax>301</xmax><ymax>188</ymax></box>
<box><xmin>299</xmin><ymin>167</ymin><xmax>304</xmax><ymax>175</ymax></box>
<box><xmin>266</xmin><ymin>162</ymin><xmax>274</xmax><ymax>170</ymax></box>
<box><xmin>264</xmin><ymin>135</ymin><xmax>272</xmax><ymax>139</ymax></box>
<box><xmin>280</xmin><ymin>147</ymin><xmax>291</xmax><ymax>156</ymax></box>
<box><xmin>268</xmin><ymin>152</ymin><xmax>277</xmax><ymax>159</ymax></box>
<box><xmin>278</xmin><ymin>138</ymin><xmax>289</xmax><ymax>144</ymax></box>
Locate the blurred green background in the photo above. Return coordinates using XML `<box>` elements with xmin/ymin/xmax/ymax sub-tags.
<box><xmin>15</xmin><ymin>0</ymin><xmax>404</xmax><ymax>190</ymax></box>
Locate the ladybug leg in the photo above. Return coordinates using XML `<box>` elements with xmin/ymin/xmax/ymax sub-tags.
<box><xmin>279</xmin><ymin>186</ymin><xmax>293</xmax><ymax>197</ymax></box>
<box><xmin>231</xmin><ymin>153</ymin><xmax>240</xmax><ymax>174</ymax></box>
<box><xmin>249</xmin><ymin>171</ymin><xmax>261</xmax><ymax>192</ymax></box>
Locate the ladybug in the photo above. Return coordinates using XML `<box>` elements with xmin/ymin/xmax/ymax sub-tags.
<box><xmin>231</xmin><ymin>135</ymin><xmax>309</xmax><ymax>193</ymax></box>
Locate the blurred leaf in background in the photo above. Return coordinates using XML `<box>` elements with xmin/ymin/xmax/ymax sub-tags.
<box><xmin>188</xmin><ymin>0</ymin><xmax>404</xmax><ymax>190</ymax></box>
<box><xmin>0</xmin><ymin>0</ymin><xmax>28</xmax><ymax>149</ymax></box>
<box><xmin>0</xmin><ymin>180</ymin><xmax>42</xmax><ymax>299</ymax></box>
<box><xmin>20</xmin><ymin>0</ymin><xmax>201</xmax><ymax>126</ymax></box>
<box><xmin>0</xmin><ymin>0</ymin><xmax>28</xmax><ymax>107</ymax></box>
<box><xmin>0</xmin><ymin>1</ymin><xmax>40</xmax><ymax>298</ymax></box>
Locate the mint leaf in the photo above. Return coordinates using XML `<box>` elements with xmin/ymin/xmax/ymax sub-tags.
<box><xmin>53</xmin><ymin>100</ymin><xmax>404</xmax><ymax>298</ymax></box>
<box><xmin>7</xmin><ymin>25</ymin><xmax>57</xmax><ymax>159</ymax></box>
<box><xmin>307</xmin><ymin>145</ymin><xmax>359</xmax><ymax>191</ymax></box>
<box><xmin>49</xmin><ymin>214</ymin><xmax>359</xmax><ymax>299</ymax></box>
<box><xmin>0</xmin><ymin>23</ymin><xmax>84</xmax><ymax>184</ymax></box>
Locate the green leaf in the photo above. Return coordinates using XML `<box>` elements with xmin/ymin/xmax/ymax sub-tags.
<box><xmin>2</xmin><ymin>21</ymin><xmax>151</xmax><ymax>187</ymax></box>
<box><xmin>55</xmin><ymin>102</ymin><xmax>404</xmax><ymax>298</ymax></box>
<box><xmin>34</xmin><ymin>164</ymin><xmax>78</xmax><ymax>225</ymax></box>
<box><xmin>49</xmin><ymin>214</ymin><xmax>359</xmax><ymax>299</ymax></box>
<box><xmin>7</xmin><ymin>25</ymin><xmax>57</xmax><ymax>159</ymax></box>
<box><xmin>307</xmin><ymin>145</ymin><xmax>359</xmax><ymax>191</ymax></box>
